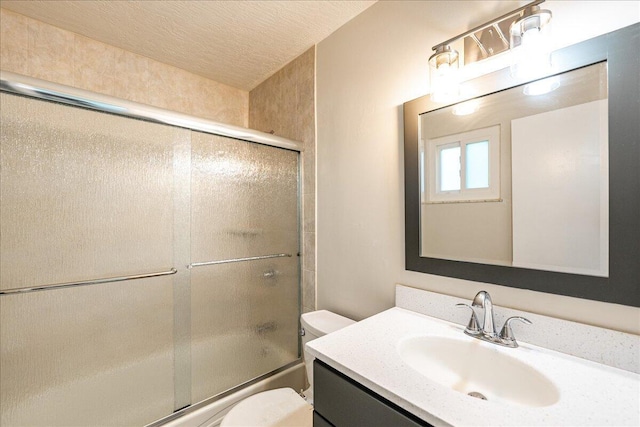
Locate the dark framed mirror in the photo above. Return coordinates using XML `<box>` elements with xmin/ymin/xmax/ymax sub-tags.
<box><xmin>404</xmin><ymin>23</ymin><xmax>639</xmax><ymax>307</ymax></box>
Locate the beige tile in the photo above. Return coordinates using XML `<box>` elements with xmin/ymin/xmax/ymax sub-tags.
<box><xmin>249</xmin><ymin>89</ymin><xmax>275</xmax><ymax>133</ymax></box>
<box><xmin>302</xmin><ymin>269</ymin><xmax>316</xmax><ymax>311</ymax></box>
<box><xmin>0</xmin><ymin>8</ymin><xmax>28</xmax><ymax>44</ymax></box>
<box><xmin>249</xmin><ymin>62</ymin><xmax>294</xmax><ymax>139</ymax></box>
<box><xmin>113</xmin><ymin>50</ymin><xmax>150</xmax><ymax>105</ymax></box>
<box><xmin>189</xmin><ymin>74</ymin><xmax>213</xmax><ymax>119</ymax></box>
<box><xmin>249</xmin><ymin>45</ymin><xmax>315</xmax><ymax>143</ymax></box>
<box><xmin>27</xmin><ymin>17</ymin><xmax>74</xmax><ymax>85</ymax></box>
<box><xmin>303</xmin><ymin>232</ymin><xmax>315</xmax><ymax>272</ymax></box>
<box><xmin>73</xmin><ymin>35</ymin><xmax>116</xmax><ymax>96</ymax></box>
<box><xmin>146</xmin><ymin>60</ymin><xmax>175</xmax><ymax>111</ymax></box>
<box><xmin>191</xmin><ymin>74</ymin><xmax>248</xmax><ymax>127</ymax></box>
<box><xmin>303</xmin><ymin>193</ymin><xmax>315</xmax><ymax>233</ymax></box>
<box><xmin>298</xmin><ymin>85</ymin><xmax>315</xmax><ymax>142</ymax></box>
<box><xmin>303</xmin><ymin>156</ymin><xmax>315</xmax><ymax>197</ymax></box>
<box><xmin>174</xmin><ymin>67</ymin><xmax>199</xmax><ymax>115</ymax></box>
<box><xmin>1</xmin><ymin>8</ymin><xmax>29</xmax><ymax>73</ymax></box>
<box><xmin>147</xmin><ymin>60</ymin><xmax>194</xmax><ymax>114</ymax></box>
<box><xmin>0</xmin><ymin>46</ymin><xmax>28</xmax><ymax>75</ymax></box>
<box><xmin>303</xmin><ymin>140</ymin><xmax>315</xmax><ymax>168</ymax></box>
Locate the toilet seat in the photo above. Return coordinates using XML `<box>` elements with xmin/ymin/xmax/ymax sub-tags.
<box><xmin>221</xmin><ymin>388</ymin><xmax>312</xmax><ymax>427</ymax></box>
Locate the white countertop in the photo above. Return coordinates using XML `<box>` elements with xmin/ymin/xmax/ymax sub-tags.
<box><xmin>306</xmin><ymin>307</ymin><xmax>640</xmax><ymax>427</ymax></box>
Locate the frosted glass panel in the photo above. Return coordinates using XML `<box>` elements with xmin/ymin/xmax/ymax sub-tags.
<box><xmin>191</xmin><ymin>132</ymin><xmax>299</xmax><ymax>261</ymax></box>
<box><xmin>0</xmin><ymin>93</ymin><xmax>183</xmax><ymax>425</ymax></box>
<box><xmin>0</xmin><ymin>278</ymin><xmax>175</xmax><ymax>426</ymax></box>
<box><xmin>190</xmin><ymin>133</ymin><xmax>299</xmax><ymax>402</ymax></box>
<box><xmin>0</xmin><ymin>93</ymin><xmax>179</xmax><ymax>290</ymax></box>
<box><xmin>191</xmin><ymin>258</ymin><xmax>299</xmax><ymax>402</ymax></box>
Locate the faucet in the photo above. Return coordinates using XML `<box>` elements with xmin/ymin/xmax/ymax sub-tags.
<box><xmin>457</xmin><ymin>290</ymin><xmax>531</xmax><ymax>348</ymax></box>
<box><xmin>472</xmin><ymin>290</ymin><xmax>497</xmax><ymax>339</ymax></box>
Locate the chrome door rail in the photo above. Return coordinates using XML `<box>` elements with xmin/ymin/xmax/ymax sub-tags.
<box><xmin>0</xmin><ymin>71</ymin><xmax>302</xmax><ymax>153</ymax></box>
<box><xmin>0</xmin><ymin>268</ymin><xmax>177</xmax><ymax>296</ymax></box>
<box><xmin>188</xmin><ymin>253</ymin><xmax>292</xmax><ymax>269</ymax></box>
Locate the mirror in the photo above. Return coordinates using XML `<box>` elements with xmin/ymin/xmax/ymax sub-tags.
<box><xmin>403</xmin><ymin>23</ymin><xmax>639</xmax><ymax>307</ymax></box>
<box><xmin>420</xmin><ymin>62</ymin><xmax>608</xmax><ymax>277</ymax></box>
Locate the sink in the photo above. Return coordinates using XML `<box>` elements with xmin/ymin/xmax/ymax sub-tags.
<box><xmin>397</xmin><ymin>336</ymin><xmax>559</xmax><ymax>407</ymax></box>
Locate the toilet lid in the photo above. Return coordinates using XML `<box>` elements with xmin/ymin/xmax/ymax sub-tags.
<box><xmin>221</xmin><ymin>388</ymin><xmax>313</xmax><ymax>427</ymax></box>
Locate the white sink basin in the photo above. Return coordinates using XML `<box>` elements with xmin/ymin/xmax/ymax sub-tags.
<box><xmin>398</xmin><ymin>335</ymin><xmax>560</xmax><ymax>407</ymax></box>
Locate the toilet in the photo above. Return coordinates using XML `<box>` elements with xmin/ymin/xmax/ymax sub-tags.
<box><xmin>221</xmin><ymin>310</ymin><xmax>355</xmax><ymax>427</ymax></box>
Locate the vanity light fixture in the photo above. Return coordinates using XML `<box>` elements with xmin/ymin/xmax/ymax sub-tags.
<box><xmin>428</xmin><ymin>45</ymin><xmax>460</xmax><ymax>103</ymax></box>
<box><xmin>429</xmin><ymin>0</ymin><xmax>552</xmax><ymax>103</ymax></box>
<box><xmin>510</xmin><ymin>5</ymin><xmax>553</xmax><ymax>80</ymax></box>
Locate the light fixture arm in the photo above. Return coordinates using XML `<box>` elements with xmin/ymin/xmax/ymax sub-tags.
<box><xmin>431</xmin><ymin>0</ymin><xmax>546</xmax><ymax>52</ymax></box>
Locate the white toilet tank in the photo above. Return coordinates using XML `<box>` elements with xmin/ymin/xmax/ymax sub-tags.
<box><xmin>300</xmin><ymin>310</ymin><xmax>355</xmax><ymax>402</ymax></box>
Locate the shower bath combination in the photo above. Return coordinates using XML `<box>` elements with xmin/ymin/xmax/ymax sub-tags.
<box><xmin>0</xmin><ymin>71</ymin><xmax>303</xmax><ymax>426</ymax></box>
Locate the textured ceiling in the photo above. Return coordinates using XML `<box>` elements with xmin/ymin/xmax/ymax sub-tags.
<box><xmin>0</xmin><ymin>0</ymin><xmax>376</xmax><ymax>90</ymax></box>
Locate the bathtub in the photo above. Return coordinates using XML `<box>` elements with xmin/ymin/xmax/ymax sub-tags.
<box><xmin>153</xmin><ymin>362</ymin><xmax>305</xmax><ymax>427</ymax></box>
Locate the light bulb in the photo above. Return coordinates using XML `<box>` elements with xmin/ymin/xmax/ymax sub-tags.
<box><xmin>510</xmin><ymin>7</ymin><xmax>553</xmax><ymax>81</ymax></box>
<box><xmin>429</xmin><ymin>46</ymin><xmax>460</xmax><ymax>103</ymax></box>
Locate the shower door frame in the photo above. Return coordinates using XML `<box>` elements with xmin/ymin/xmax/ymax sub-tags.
<box><xmin>0</xmin><ymin>71</ymin><xmax>301</xmax><ymax>152</ymax></box>
<box><xmin>0</xmin><ymin>70</ymin><xmax>304</xmax><ymax>426</ymax></box>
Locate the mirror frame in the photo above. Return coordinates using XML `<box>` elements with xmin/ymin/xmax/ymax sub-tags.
<box><xmin>404</xmin><ymin>23</ymin><xmax>639</xmax><ymax>307</ymax></box>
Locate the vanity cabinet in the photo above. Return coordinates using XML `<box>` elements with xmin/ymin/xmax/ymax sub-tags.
<box><xmin>313</xmin><ymin>360</ymin><xmax>433</xmax><ymax>427</ymax></box>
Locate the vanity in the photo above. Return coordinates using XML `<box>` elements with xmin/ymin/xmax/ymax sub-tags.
<box><xmin>307</xmin><ymin>286</ymin><xmax>640</xmax><ymax>427</ymax></box>
<box><xmin>313</xmin><ymin>360</ymin><xmax>431</xmax><ymax>427</ymax></box>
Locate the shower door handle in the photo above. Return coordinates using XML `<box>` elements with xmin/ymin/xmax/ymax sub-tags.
<box><xmin>0</xmin><ymin>268</ymin><xmax>178</xmax><ymax>296</ymax></box>
<box><xmin>187</xmin><ymin>253</ymin><xmax>292</xmax><ymax>269</ymax></box>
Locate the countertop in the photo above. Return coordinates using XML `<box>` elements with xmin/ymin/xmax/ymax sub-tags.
<box><xmin>306</xmin><ymin>307</ymin><xmax>640</xmax><ymax>426</ymax></box>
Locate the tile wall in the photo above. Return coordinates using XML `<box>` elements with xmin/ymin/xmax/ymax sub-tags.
<box><xmin>0</xmin><ymin>8</ymin><xmax>248</xmax><ymax>126</ymax></box>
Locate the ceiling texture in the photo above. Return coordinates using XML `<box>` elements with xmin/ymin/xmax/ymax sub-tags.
<box><xmin>0</xmin><ymin>0</ymin><xmax>377</xmax><ymax>90</ymax></box>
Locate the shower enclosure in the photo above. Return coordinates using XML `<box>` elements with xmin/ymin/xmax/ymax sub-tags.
<box><xmin>0</xmin><ymin>72</ymin><xmax>302</xmax><ymax>426</ymax></box>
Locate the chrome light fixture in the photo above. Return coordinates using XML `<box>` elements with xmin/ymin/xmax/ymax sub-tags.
<box><xmin>429</xmin><ymin>0</ymin><xmax>552</xmax><ymax>103</ymax></box>
<box><xmin>428</xmin><ymin>45</ymin><xmax>460</xmax><ymax>103</ymax></box>
<box><xmin>510</xmin><ymin>5</ymin><xmax>553</xmax><ymax>80</ymax></box>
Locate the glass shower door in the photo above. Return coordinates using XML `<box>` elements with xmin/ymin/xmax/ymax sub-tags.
<box><xmin>190</xmin><ymin>132</ymin><xmax>300</xmax><ymax>403</ymax></box>
<box><xmin>0</xmin><ymin>90</ymin><xmax>301</xmax><ymax>426</ymax></box>
<box><xmin>0</xmin><ymin>93</ymin><xmax>180</xmax><ymax>426</ymax></box>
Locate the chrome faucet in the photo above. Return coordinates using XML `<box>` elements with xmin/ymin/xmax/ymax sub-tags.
<box><xmin>472</xmin><ymin>290</ymin><xmax>497</xmax><ymax>338</ymax></box>
<box><xmin>457</xmin><ymin>290</ymin><xmax>531</xmax><ymax>348</ymax></box>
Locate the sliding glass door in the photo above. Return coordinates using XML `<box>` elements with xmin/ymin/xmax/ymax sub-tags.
<box><xmin>190</xmin><ymin>132</ymin><xmax>300</xmax><ymax>404</ymax></box>
<box><xmin>0</xmin><ymin>92</ymin><xmax>300</xmax><ymax>426</ymax></box>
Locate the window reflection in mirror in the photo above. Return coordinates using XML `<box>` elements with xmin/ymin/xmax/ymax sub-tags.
<box><xmin>419</xmin><ymin>62</ymin><xmax>608</xmax><ymax>277</ymax></box>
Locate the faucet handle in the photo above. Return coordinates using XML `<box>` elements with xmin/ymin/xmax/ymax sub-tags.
<box><xmin>456</xmin><ymin>303</ymin><xmax>481</xmax><ymax>336</ymax></box>
<box><xmin>499</xmin><ymin>316</ymin><xmax>532</xmax><ymax>347</ymax></box>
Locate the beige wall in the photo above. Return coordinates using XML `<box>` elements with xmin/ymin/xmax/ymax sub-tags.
<box><xmin>316</xmin><ymin>1</ymin><xmax>640</xmax><ymax>334</ymax></box>
<box><xmin>0</xmin><ymin>8</ymin><xmax>248</xmax><ymax>127</ymax></box>
<box><xmin>249</xmin><ymin>47</ymin><xmax>316</xmax><ymax>313</ymax></box>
